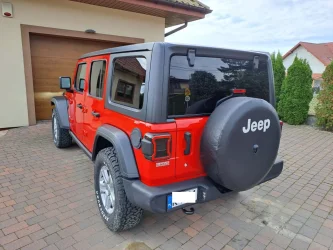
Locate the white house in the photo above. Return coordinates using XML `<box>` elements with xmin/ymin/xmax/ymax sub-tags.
<box><xmin>283</xmin><ymin>42</ymin><xmax>333</xmax><ymax>87</ymax></box>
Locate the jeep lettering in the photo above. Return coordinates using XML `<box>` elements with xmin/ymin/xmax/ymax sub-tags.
<box><xmin>243</xmin><ymin>118</ymin><xmax>271</xmax><ymax>133</ymax></box>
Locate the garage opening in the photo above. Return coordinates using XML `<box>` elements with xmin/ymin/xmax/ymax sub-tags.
<box><xmin>30</xmin><ymin>34</ymin><xmax>123</xmax><ymax>120</ymax></box>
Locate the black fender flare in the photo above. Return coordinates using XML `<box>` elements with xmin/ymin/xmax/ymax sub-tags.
<box><xmin>93</xmin><ymin>125</ymin><xmax>139</xmax><ymax>179</ymax></box>
<box><xmin>51</xmin><ymin>96</ymin><xmax>70</xmax><ymax>129</ymax></box>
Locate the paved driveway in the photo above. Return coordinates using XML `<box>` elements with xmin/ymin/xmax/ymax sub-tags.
<box><xmin>0</xmin><ymin>123</ymin><xmax>332</xmax><ymax>250</ymax></box>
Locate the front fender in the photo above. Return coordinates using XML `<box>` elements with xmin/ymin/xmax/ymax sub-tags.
<box><xmin>51</xmin><ymin>96</ymin><xmax>69</xmax><ymax>129</ymax></box>
<box><xmin>93</xmin><ymin>125</ymin><xmax>139</xmax><ymax>179</ymax></box>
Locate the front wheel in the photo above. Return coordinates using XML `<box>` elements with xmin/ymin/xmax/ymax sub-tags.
<box><xmin>94</xmin><ymin>147</ymin><xmax>143</xmax><ymax>232</ymax></box>
<box><xmin>52</xmin><ymin>109</ymin><xmax>72</xmax><ymax>148</ymax></box>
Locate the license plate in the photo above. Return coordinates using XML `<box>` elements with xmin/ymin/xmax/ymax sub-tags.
<box><xmin>167</xmin><ymin>188</ymin><xmax>197</xmax><ymax>210</ymax></box>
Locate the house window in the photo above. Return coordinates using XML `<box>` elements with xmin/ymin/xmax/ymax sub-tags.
<box><xmin>89</xmin><ymin>61</ymin><xmax>106</xmax><ymax>98</ymax></box>
<box><xmin>313</xmin><ymin>79</ymin><xmax>323</xmax><ymax>94</ymax></box>
<box><xmin>314</xmin><ymin>79</ymin><xmax>322</xmax><ymax>88</ymax></box>
<box><xmin>115</xmin><ymin>80</ymin><xmax>135</xmax><ymax>103</ymax></box>
<box><xmin>111</xmin><ymin>56</ymin><xmax>146</xmax><ymax>109</ymax></box>
<box><xmin>75</xmin><ymin>64</ymin><xmax>87</xmax><ymax>92</ymax></box>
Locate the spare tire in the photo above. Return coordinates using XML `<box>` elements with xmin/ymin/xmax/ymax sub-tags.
<box><xmin>201</xmin><ymin>97</ymin><xmax>281</xmax><ymax>191</ymax></box>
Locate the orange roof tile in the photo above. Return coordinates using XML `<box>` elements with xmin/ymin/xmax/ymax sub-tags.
<box><xmin>312</xmin><ymin>73</ymin><xmax>323</xmax><ymax>80</ymax></box>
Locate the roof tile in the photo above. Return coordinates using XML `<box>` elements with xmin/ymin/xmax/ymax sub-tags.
<box><xmin>165</xmin><ymin>0</ymin><xmax>211</xmax><ymax>11</ymax></box>
<box><xmin>312</xmin><ymin>73</ymin><xmax>323</xmax><ymax>80</ymax></box>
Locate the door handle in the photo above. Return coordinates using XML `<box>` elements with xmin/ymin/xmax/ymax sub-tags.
<box><xmin>91</xmin><ymin>111</ymin><xmax>100</xmax><ymax>118</ymax></box>
<box><xmin>77</xmin><ymin>103</ymin><xmax>83</xmax><ymax>109</ymax></box>
<box><xmin>184</xmin><ymin>132</ymin><xmax>191</xmax><ymax>155</ymax></box>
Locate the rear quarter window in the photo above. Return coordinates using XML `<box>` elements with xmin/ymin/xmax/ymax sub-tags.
<box><xmin>168</xmin><ymin>55</ymin><xmax>270</xmax><ymax>117</ymax></box>
<box><xmin>111</xmin><ymin>57</ymin><xmax>146</xmax><ymax>110</ymax></box>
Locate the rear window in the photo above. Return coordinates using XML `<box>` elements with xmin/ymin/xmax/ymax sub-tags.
<box><xmin>168</xmin><ymin>55</ymin><xmax>270</xmax><ymax>117</ymax></box>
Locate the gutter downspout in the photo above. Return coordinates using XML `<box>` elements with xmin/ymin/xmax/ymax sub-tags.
<box><xmin>165</xmin><ymin>22</ymin><xmax>188</xmax><ymax>37</ymax></box>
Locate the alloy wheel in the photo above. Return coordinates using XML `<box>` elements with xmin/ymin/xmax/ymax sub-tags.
<box><xmin>99</xmin><ymin>165</ymin><xmax>115</xmax><ymax>214</ymax></box>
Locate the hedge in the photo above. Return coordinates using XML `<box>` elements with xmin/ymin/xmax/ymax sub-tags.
<box><xmin>315</xmin><ymin>61</ymin><xmax>333</xmax><ymax>130</ymax></box>
<box><xmin>278</xmin><ymin>57</ymin><xmax>313</xmax><ymax>124</ymax></box>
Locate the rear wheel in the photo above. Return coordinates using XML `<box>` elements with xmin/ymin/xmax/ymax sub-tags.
<box><xmin>94</xmin><ymin>147</ymin><xmax>143</xmax><ymax>232</ymax></box>
<box><xmin>52</xmin><ymin>109</ymin><xmax>72</xmax><ymax>148</ymax></box>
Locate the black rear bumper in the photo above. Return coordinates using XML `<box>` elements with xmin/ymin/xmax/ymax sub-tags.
<box><xmin>123</xmin><ymin>158</ymin><xmax>283</xmax><ymax>213</ymax></box>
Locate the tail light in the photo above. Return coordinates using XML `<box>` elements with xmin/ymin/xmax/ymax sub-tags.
<box><xmin>141</xmin><ymin>133</ymin><xmax>171</xmax><ymax>161</ymax></box>
<box><xmin>233</xmin><ymin>89</ymin><xmax>246</xmax><ymax>94</ymax></box>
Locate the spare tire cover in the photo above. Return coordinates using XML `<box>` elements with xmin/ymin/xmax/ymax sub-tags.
<box><xmin>201</xmin><ymin>97</ymin><xmax>281</xmax><ymax>191</ymax></box>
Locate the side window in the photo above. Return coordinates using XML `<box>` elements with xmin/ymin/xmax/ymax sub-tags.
<box><xmin>89</xmin><ymin>61</ymin><xmax>106</xmax><ymax>98</ymax></box>
<box><xmin>111</xmin><ymin>57</ymin><xmax>146</xmax><ymax>109</ymax></box>
<box><xmin>75</xmin><ymin>64</ymin><xmax>87</xmax><ymax>92</ymax></box>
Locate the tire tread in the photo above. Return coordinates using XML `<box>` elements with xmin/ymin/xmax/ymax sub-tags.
<box><xmin>97</xmin><ymin>147</ymin><xmax>143</xmax><ymax>231</ymax></box>
<box><xmin>52</xmin><ymin>110</ymin><xmax>72</xmax><ymax>148</ymax></box>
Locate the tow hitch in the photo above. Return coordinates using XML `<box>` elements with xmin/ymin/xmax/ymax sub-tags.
<box><xmin>182</xmin><ymin>207</ymin><xmax>195</xmax><ymax>215</ymax></box>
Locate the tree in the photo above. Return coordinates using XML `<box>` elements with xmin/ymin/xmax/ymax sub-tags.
<box><xmin>271</xmin><ymin>52</ymin><xmax>276</xmax><ymax>70</ymax></box>
<box><xmin>217</xmin><ymin>58</ymin><xmax>269</xmax><ymax>100</ymax></box>
<box><xmin>189</xmin><ymin>71</ymin><xmax>218</xmax><ymax>102</ymax></box>
<box><xmin>315</xmin><ymin>61</ymin><xmax>333</xmax><ymax>130</ymax></box>
<box><xmin>273</xmin><ymin>52</ymin><xmax>285</xmax><ymax>105</ymax></box>
<box><xmin>278</xmin><ymin>57</ymin><xmax>313</xmax><ymax>124</ymax></box>
<box><xmin>278</xmin><ymin>77</ymin><xmax>287</xmax><ymax>119</ymax></box>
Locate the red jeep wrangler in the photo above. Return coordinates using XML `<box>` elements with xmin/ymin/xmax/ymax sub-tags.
<box><xmin>51</xmin><ymin>43</ymin><xmax>283</xmax><ymax>232</ymax></box>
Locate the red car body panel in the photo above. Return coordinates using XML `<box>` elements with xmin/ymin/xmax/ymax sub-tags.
<box><xmin>174</xmin><ymin>117</ymin><xmax>208</xmax><ymax>179</ymax></box>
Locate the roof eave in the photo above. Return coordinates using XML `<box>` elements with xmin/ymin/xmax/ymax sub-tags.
<box><xmin>69</xmin><ymin>0</ymin><xmax>211</xmax><ymax>28</ymax></box>
<box><xmin>283</xmin><ymin>42</ymin><xmax>302</xmax><ymax>59</ymax></box>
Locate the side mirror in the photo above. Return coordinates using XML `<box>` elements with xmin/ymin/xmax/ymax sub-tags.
<box><xmin>59</xmin><ymin>77</ymin><xmax>71</xmax><ymax>90</ymax></box>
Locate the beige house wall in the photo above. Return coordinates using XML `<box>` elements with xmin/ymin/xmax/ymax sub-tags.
<box><xmin>0</xmin><ymin>0</ymin><xmax>165</xmax><ymax>128</ymax></box>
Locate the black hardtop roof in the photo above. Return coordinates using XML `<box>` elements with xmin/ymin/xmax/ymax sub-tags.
<box><xmin>79</xmin><ymin>42</ymin><xmax>269</xmax><ymax>59</ymax></box>
<box><xmin>80</xmin><ymin>42</ymin><xmax>155</xmax><ymax>59</ymax></box>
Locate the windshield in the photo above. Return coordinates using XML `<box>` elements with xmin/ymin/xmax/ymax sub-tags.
<box><xmin>168</xmin><ymin>55</ymin><xmax>270</xmax><ymax>117</ymax></box>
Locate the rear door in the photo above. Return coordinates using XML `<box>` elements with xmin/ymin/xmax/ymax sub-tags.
<box><xmin>82</xmin><ymin>56</ymin><xmax>108</xmax><ymax>151</ymax></box>
<box><xmin>69</xmin><ymin>62</ymin><xmax>88</xmax><ymax>141</ymax></box>
<box><xmin>168</xmin><ymin>54</ymin><xmax>271</xmax><ymax>180</ymax></box>
<box><xmin>173</xmin><ymin>117</ymin><xmax>207</xmax><ymax>180</ymax></box>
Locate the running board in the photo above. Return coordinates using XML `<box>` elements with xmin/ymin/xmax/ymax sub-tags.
<box><xmin>69</xmin><ymin>131</ymin><xmax>92</xmax><ymax>160</ymax></box>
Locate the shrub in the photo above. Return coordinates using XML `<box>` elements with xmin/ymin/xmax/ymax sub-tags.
<box><xmin>315</xmin><ymin>61</ymin><xmax>333</xmax><ymax>130</ymax></box>
<box><xmin>278</xmin><ymin>76</ymin><xmax>290</xmax><ymax>120</ymax></box>
<box><xmin>271</xmin><ymin>52</ymin><xmax>276</xmax><ymax>69</ymax></box>
<box><xmin>273</xmin><ymin>52</ymin><xmax>286</xmax><ymax>106</ymax></box>
<box><xmin>278</xmin><ymin>57</ymin><xmax>313</xmax><ymax>124</ymax></box>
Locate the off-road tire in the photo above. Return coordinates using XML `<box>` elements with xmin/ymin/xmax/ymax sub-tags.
<box><xmin>94</xmin><ymin>147</ymin><xmax>143</xmax><ymax>232</ymax></box>
<box><xmin>52</xmin><ymin>109</ymin><xmax>72</xmax><ymax>148</ymax></box>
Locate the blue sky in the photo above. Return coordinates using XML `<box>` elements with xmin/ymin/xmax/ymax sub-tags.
<box><xmin>166</xmin><ymin>0</ymin><xmax>333</xmax><ymax>55</ymax></box>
